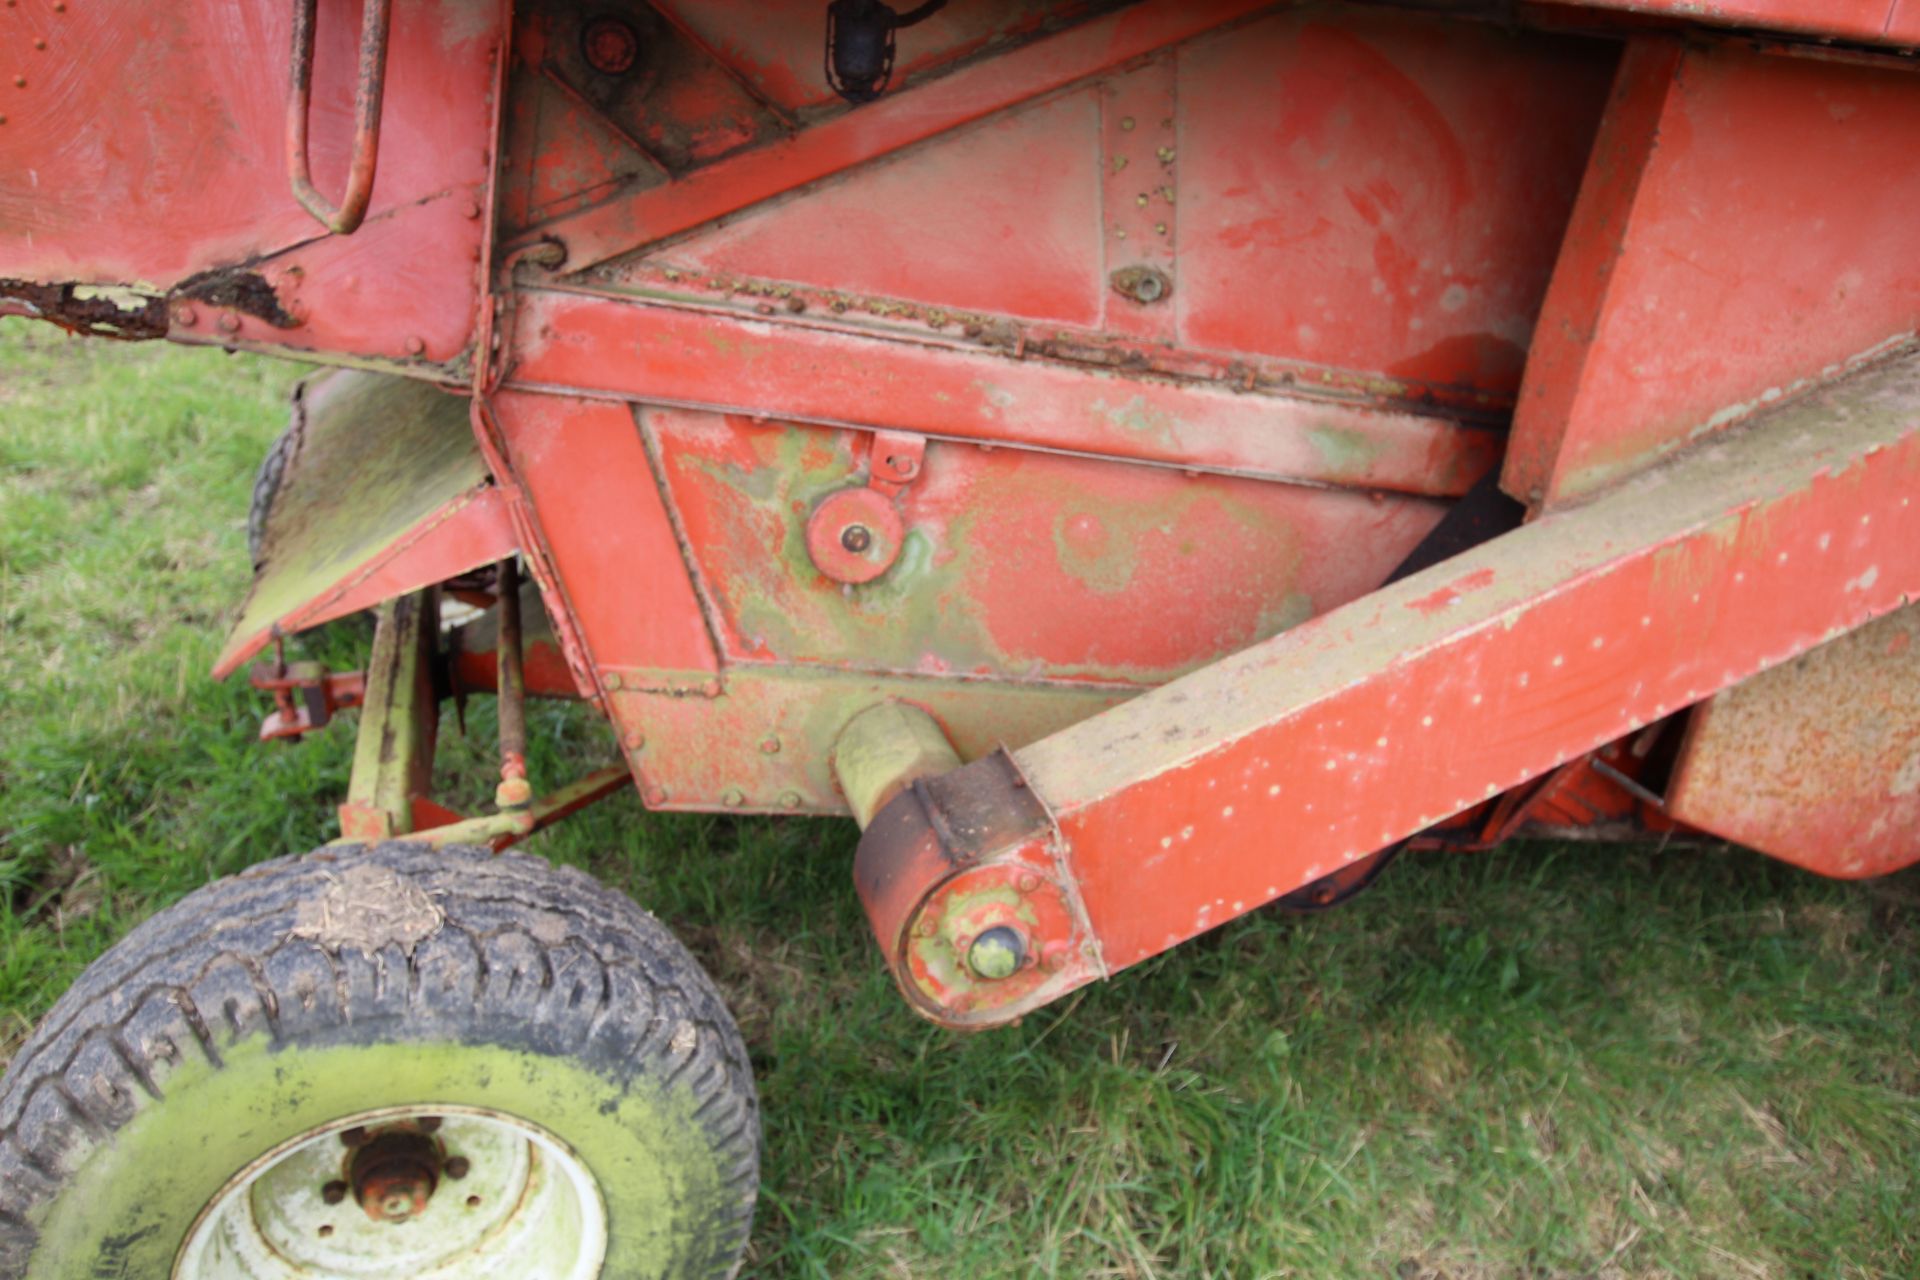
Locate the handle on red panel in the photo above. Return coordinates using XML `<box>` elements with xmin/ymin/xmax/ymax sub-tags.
<box><xmin>287</xmin><ymin>0</ymin><xmax>393</xmax><ymax>235</ymax></box>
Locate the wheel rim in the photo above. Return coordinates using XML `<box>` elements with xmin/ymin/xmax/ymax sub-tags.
<box><xmin>172</xmin><ymin>1105</ymin><xmax>608</xmax><ymax>1280</ymax></box>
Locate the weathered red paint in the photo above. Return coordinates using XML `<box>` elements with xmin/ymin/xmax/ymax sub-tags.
<box><xmin>509</xmin><ymin>288</ymin><xmax>1501</xmax><ymax>496</ymax></box>
<box><xmin>1506</xmin><ymin>39</ymin><xmax>1920</xmax><ymax>507</ymax></box>
<box><xmin>1670</xmin><ymin>602</ymin><xmax>1920</xmax><ymax>878</ymax></box>
<box><xmin>0</xmin><ymin>0</ymin><xmax>501</xmax><ymax>368</ymax></box>
<box><xmin>6</xmin><ymin>0</ymin><xmax>1920</xmax><ymax>1033</ymax></box>
<box><xmin>856</xmin><ymin>348</ymin><xmax>1920</xmax><ymax>1025</ymax></box>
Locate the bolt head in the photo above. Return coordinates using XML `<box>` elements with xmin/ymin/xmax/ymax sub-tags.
<box><xmin>1016</xmin><ymin>872</ymin><xmax>1040</xmax><ymax>894</ymax></box>
<box><xmin>839</xmin><ymin>523</ymin><xmax>873</xmax><ymax>553</ymax></box>
<box><xmin>444</xmin><ymin>1155</ymin><xmax>471</xmax><ymax>1180</ymax></box>
<box><xmin>967</xmin><ymin>926</ymin><xmax>1027</xmax><ymax>981</ymax></box>
<box><xmin>722</xmin><ymin>788</ymin><xmax>745</xmax><ymax>807</ymax></box>
<box><xmin>321</xmin><ymin>1180</ymin><xmax>349</xmax><ymax>1205</ymax></box>
<box><xmin>582</xmin><ymin>16</ymin><xmax>640</xmax><ymax>75</ymax></box>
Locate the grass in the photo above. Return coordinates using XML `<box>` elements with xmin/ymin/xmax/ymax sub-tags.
<box><xmin>2</xmin><ymin>314</ymin><xmax>1917</xmax><ymax>1278</ymax></box>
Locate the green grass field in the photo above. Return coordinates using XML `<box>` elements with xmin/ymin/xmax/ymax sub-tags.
<box><xmin>2</xmin><ymin>315</ymin><xmax>1916</xmax><ymax>1278</ymax></box>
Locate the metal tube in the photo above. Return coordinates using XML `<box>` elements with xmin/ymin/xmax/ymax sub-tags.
<box><xmin>495</xmin><ymin>557</ymin><xmax>531</xmax><ymax>811</ymax></box>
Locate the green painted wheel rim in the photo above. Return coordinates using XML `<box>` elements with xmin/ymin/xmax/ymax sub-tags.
<box><xmin>172</xmin><ymin>1106</ymin><xmax>607</xmax><ymax>1280</ymax></box>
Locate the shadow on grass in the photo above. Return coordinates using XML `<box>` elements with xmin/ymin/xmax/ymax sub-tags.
<box><xmin>2</xmin><ymin>319</ymin><xmax>1915</xmax><ymax>1279</ymax></box>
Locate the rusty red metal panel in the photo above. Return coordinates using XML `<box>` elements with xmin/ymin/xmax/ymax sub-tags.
<box><xmin>1506</xmin><ymin>41</ymin><xmax>1920</xmax><ymax>506</ymax></box>
<box><xmin>1669</xmin><ymin>602</ymin><xmax>1920</xmax><ymax>879</ymax></box>
<box><xmin>1557</xmin><ymin>0</ymin><xmax>1902</xmax><ymax>44</ymax></box>
<box><xmin>1100</xmin><ymin>57</ymin><xmax>1179</xmax><ymax>344</ymax></box>
<box><xmin>645</xmin><ymin>408</ymin><xmax>1445</xmax><ymax>684</ymax></box>
<box><xmin>491</xmin><ymin>390</ymin><xmax>722</xmax><ymax>691</ymax></box>
<box><xmin>602</xmin><ymin>7</ymin><xmax>1613</xmax><ymax>413</ymax></box>
<box><xmin>1889</xmin><ymin>1</ymin><xmax>1920</xmax><ymax>42</ymax></box>
<box><xmin>855</xmin><ymin>349</ymin><xmax>1920</xmax><ymax>1026</ymax></box>
<box><xmin>508</xmin><ymin>288</ymin><xmax>1500</xmax><ymax>496</ymax></box>
<box><xmin>648</xmin><ymin>0</ymin><xmax>1109</xmax><ymax>113</ymax></box>
<box><xmin>1175</xmin><ymin>11</ymin><xmax>1613</xmax><ymax>401</ymax></box>
<box><xmin>0</xmin><ymin>0</ymin><xmax>500</xmax><ymax>367</ymax></box>
<box><xmin>608</xmin><ymin>669</ymin><xmax>1130</xmax><ymax>814</ymax></box>
<box><xmin>650</xmin><ymin>89</ymin><xmax>1108</xmax><ymax>328</ymax></box>
<box><xmin>1500</xmin><ymin>38</ymin><xmax>1682</xmax><ymax>506</ymax></box>
<box><xmin>508</xmin><ymin>0</ymin><xmax>1273</xmax><ymax>273</ymax></box>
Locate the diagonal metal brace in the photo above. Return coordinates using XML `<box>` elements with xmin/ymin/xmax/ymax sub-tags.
<box><xmin>856</xmin><ymin>346</ymin><xmax>1920</xmax><ymax>1028</ymax></box>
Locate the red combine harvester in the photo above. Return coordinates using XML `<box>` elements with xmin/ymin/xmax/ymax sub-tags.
<box><xmin>4</xmin><ymin>0</ymin><xmax>1918</xmax><ymax>1273</ymax></box>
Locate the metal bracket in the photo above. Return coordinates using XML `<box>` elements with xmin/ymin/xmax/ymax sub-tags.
<box><xmin>287</xmin><ymin>0</ymin><xmax>394</xmax><ymax>235</ymax></box>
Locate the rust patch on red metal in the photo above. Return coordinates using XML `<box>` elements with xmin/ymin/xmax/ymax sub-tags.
<box><xmin>174</xmin><ymin>266</ymin><xmax>301</xmax><ymax>329</ymax></box>
<box><xmin>0</xmin><ymin>279</ymin><xmax>167</xmax><ymax>340</ymax></box>
<box><xmin>1669</xmin><ymin>601</ymin><xmax>1920</xmax><ymax>879</ymax></box>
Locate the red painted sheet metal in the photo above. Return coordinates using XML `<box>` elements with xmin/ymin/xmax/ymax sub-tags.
<box><xmin>0</xmin><ymin>0</ymin><xmax>498</xmax><ymax>364</ymax></box>
<box><xmin>1565</xmin><ymin>0</ymin><xmax>1903</xmax><ymax>45</ymax></box>
<box><xmin>646</xmin><ymin>408</ymin><xmax>1446</xmax><ymax>684</ymax></box>
<box><xmin>1174</xmin><ymin>11</ymin><xmax>1613</xmax><ymax>400</ymax></box>
<box><xmin>510</xmin><ymin>0</ymin><xmax>1274</xmax><ymax>273</ymax></box>
<box><xmin>1022</xmin><ymin>352</ymin><xmax>1920</xmax><ymax>973</ymax></box>
<box><xmin>492</xmin><ymin>390</ymin><xmax>722</xmax><ymax>691</ymax></box>
<box><xmin>1669</xmin><ymin>602</ymin><xmax>1920</xmax><ymax>879</ymax></box>
<box><xmin>637</xmin><ymin>8</ymin><xmax>1613</xmax><ymax>408</ymax></box>
<box><xmin>642</xmin><ymin>89</ymin><xmax>1109</xmax><ymax>329</ymax></box>
<box><xmin>1889</xmin><ymin>1</ymin><xmax>1920</xmax><ymax>42</ymax></box>
<box><xmin>1506</xmin><ymin>41</ymin><xmax>1920</xmax><ymax>506</ymax></box>
<box><xmin>648</xmin><ymin>0</ymin><xmax>1107</xmax><ymax>113</ymax></box>
<box><xmin>509</xmin><ymin>288</ymin><xmax>1500</xmax><ymax>496</ymax></box>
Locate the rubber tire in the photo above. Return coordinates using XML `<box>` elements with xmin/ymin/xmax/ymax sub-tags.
<box><xmin>0</xmin><ymin>843</ymin><xmax>759</xmax><ymax>1279</ymax></box>
<box><xmin>246</xmin><ymin>387</ymin><xmax>303</xmax><ymax>570</ymax></box>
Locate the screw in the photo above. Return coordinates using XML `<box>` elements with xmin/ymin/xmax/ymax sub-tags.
<box><xmin>406</xmin><ymin>336</ymin><xmax>426</xmax><ymax>357</ymax></box>
<box><xmin>759</xmin><ymin>735</ymin><xmax>781</xmax><ymax>754</ymax></box>
<box><xmin>1016</xmin><ymin>872</ymin><xmax>1040</xmax><ymax>893</ymax></box>
<box><xmin>322</xmin><ymin>1180</ymin><xmax>349</xmax><ymax>1205</ymax></box>
<box><xmin>445</xmin><ymin>1155</ymin><xmax>470</xmax><ymax>1180</ymax></box>
<box><xmin>840</xmin><ymin>524</ymin><xmax>873</xmax><ymax>553</ymax></box>
<box><xmin>723</xmin><ymin>788</ymin><xmax>745</xmax><ymax>807</ymax></box>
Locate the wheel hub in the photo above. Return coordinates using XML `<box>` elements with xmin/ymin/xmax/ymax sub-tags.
<box><xmin>172</xmin><ymin>1106</ymin><xmax>607</xmax><ymax>1279</ymax></box>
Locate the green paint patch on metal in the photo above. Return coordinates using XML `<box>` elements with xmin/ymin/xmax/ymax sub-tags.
<box><xmin>223</xmin><ymin>370</ymin><xmax>487</xmax><ymax>659</ymax></box>
<box><xmin>28</xmin><ymin>1033</ymin><xmax>718</xmax><ymax>1280</ymax></box>
<box><xmin>1306</xmin><ymin>425</ymin><xmax>1384</xmax><ymax>478</ymax></box>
